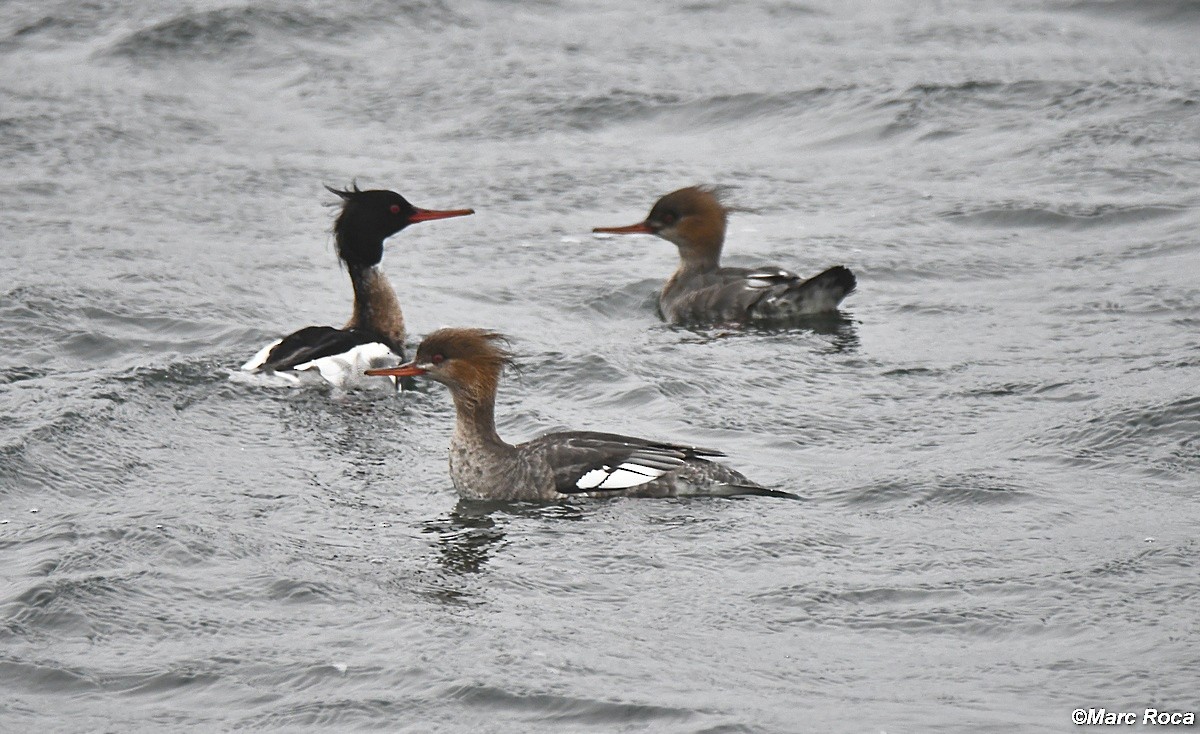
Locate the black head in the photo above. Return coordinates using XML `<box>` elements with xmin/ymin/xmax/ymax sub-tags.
<box><xmin>326</xmin><ymin>184</ymin><xmax>474</xmax><ymax>266</ymax></box>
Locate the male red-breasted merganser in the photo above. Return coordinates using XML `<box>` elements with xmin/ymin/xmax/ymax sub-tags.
<box><xmin>240</xmin><ymin>185</ymin><xmax>472</xmax><ymax>387</ymax></box>
<box><xmin>366</xmin><ymin>328</ymin><xmax>793</xmax><ymax>500</ymax></box>
<box><xmin>593</xmin><ymin>186</ymin><xmax>856</xmax><ymax>326</ymax></box>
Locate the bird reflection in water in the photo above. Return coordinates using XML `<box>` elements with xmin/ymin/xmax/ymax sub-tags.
<box><xmin>678</xmin><ymin>313</ymin><xmax>860</xmax><ymax>353</ymax></box>
<box><xmin>422</xmin><ymin>501</ymin><xmax>586</xmax><ymax>577</ymax></box>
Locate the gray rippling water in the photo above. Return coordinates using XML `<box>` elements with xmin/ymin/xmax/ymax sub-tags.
<box><xmin>2</xmin><ymin>1</ymin><xmax>1198</xmax><ymax>732</ymax></box>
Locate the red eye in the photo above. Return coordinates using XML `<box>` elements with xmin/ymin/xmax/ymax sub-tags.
<box><xmin>389</xmin><ymin>204</ymin><xmax>402</xmax><ymax>214</ymax></box>
<box><xmin>431</xmin><ymin>354</ymin><xmax>445</xmax><ymax>364</ymax></box>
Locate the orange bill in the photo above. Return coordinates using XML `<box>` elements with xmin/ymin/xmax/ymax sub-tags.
<box><xmin>593</xmin><ymin>221</ymin><xmax>654</xmax><ymax>235</ymax></box>
<box><xmin>365</xmin><ymin>363</ymin><xmax>426</xmax><ymax>377</ymax></box>
<box><xmin>408</xmin><ymin>208</ymin><xmax>475</xmax><ymax>223</ymax></box>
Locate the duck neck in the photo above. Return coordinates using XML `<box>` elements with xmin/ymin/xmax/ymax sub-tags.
<box><xmin>673</xmin><ymin>229</ymin><xmax>723</xmax><ymax>276</ymax></box>
<box><xmin>450</xmin><ymin>389</ymin><xmax>510</xmax><ymax>453</ymax></box>
<box><xmin>346</xmin><ymin>263</ymin><xmax>405</xmax><ymax>347</ymax></box>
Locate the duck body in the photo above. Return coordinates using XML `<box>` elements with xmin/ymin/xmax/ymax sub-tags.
<box><xmin>239</xmin><ymin>186</ymin><xmax>472</xmax><ymax>388</ymax></box>
<box><xmin>241</xmin><ymin>324</ymin><xmax>403</xmax><ymax>388</ymax></box>
<box><xmin>367</xmin><ymin>328</ymin><xmax>793</xmax><ymax>501</ymax></box>
<box><xmin>595</xmin><ymin>186</ymin><xmax>856</xmax><ymax>327</ymax></box>
<box><xmin>450</xmin><ymin>430</ymin><xmax>775</xmax><ymax>501</ymax></box>
<box><xmin>662</xmin><ymin>263</ymin><xmax>857</xmax><ymax>326</ymax></box>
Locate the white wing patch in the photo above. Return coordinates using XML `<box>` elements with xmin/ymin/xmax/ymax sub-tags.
<box><xmin>241</xmin><ymin>339</ymin><xmax>283</xmax><ymax>371</ymax></box>
<box><xmin>745</xmin><ymin>270</ymin><xmax>796</xmax><ymax>291</ymax></box>
<box><xmin>228</xmin><ymin>368</ymin><xmax>308</xmax><ymax>388</ymax></box>
<box><xmin>745</xmin><ymin>269</ymin><xmax>792</xmax><ymax>280</ymax></box>
<box><xmin>294</xmin><ymin>342</ymin><xmax>401</xmax><ymax>388</ymax></box>
<box><xmin>576</xmin><ymin>462</ymin><xmax>668</xmax><ymax>490</ymax></box>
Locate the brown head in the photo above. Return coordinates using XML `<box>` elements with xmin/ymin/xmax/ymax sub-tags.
<box><xmin>365</xmin><ymin>328</ymin><xmax>514</xmax><ymax>408</ymax></box>
<box><xmin>593</xmin><ymin>186</ymin><xmax>728</xmax><ymax>269</ymax></box>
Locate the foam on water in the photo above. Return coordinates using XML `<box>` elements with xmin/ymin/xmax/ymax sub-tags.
<box><xmin>2</xmin><ymin>0</ymin><xmax>1199</xmax><ymax>731</ymax></box>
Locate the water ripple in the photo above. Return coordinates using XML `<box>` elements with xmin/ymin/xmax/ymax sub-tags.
<box><xmin>1036</xmin><ymin>395</ymin><xmax>1200</xmax><ymax>478</ymax></box>
<box><xmin>942</xmin><ymin>203</ymin><xmax>1187</xmax><ymax>229</ymax></box>
<box><xmin>445</xmin><ymin>683</ymin><xmax>698</xmax><ymax>726</ymax></box>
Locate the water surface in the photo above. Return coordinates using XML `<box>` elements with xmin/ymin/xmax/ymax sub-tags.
<box><xmin>2</xmin><ymin>1</ymin><xmax>1198</xmax><ymax>731</ymax></box>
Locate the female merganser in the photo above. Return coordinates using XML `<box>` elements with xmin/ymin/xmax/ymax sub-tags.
<box><xmin>240</xmin><ymin>185</ymin><xmax>473</xmax><ymax>387</ymax></box>
<box><xmin>366</xmin><ymin>328</ymin><xmax>793</xmax><ymax>500</ymax></box>
<box><xmin>593</xmin><ymin>186</ymin><xmax>856</xmax><ymax>326</ymax></box>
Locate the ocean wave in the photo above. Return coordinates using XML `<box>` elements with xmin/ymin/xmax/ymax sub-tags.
<box><xmin>0</xmin><ymin>658</ymin><xmax>99</xmax><ymax>695</ymax></box>
<box><xmin>1036</xmin><ymin>395</ymin><xmax>1200</xmax><ymax>478</ymax></box>
<box><xmin>941</xmin><ymin>203</ymin><xmax>1187</xmax><ymax>229</ymax></box>
<box><xmin>239</xmin><ymin>697</ymin><xmax>419</xmax><ymax>730</ymax></box>
<box><xmin>444</xmin><ymin>683</ymin><xmax>696</xmax><ymax>726</ymax></box>
<box><xmin>755</xmin><ymin>576</ymin><xmax>1053</xmax><ymax>638</ymax></box>
<box><xmin>466</xmin><ymin>76</ymin><xmax>1198</xmax><ymax>151</ymax></box>
<box><xmin>461</xmin><ymin>86</ymin><xmax>859</xmax><ymax>139</ymax></box>
<box><xmin>105</xmin><ymin>7</ymin><xmax>350</xmax><ymax>59</ymax></box>
<box><xmin>2</xmin><ymin>285</ymin><xmax>249</xmax><ymax>371</ymax></box>
<box><xmin>0</xmin><ymin>1</ymin><xmax>122</xmax><ymax>49</ymax></box>
<box><xmin>102</xmin><ymin>1</ymin><xmax>463</xmax><ymax>61</ymax></box>
<box><xmin>831</xmin><ymin>472</ymin><xmax>1031</xmax><ymax>508</ymax></box>
<box><xmin>0</xmin><ymin>395</ymin><xmax>138</xmax><ymax>499</ymax></box>
<box><xmin>4</xmin><ymin>570</ymin><xmax>154</xmax><ymax>641</ymax></box>
<box><xmin>1059</xmin><ymin>0</ymin><xmax>1200</xmax><ymax>25</ymax></box>
<box><xmin>877</xmin><ymin>79</ymin><xmax>1199</xmax><ymax>144</ymax></box>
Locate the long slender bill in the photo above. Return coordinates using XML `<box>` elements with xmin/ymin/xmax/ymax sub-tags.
<box><xmin>408</xmin><ymin>208</ymin><xmax>475</xmax><ymax>223</ymax></box>
<box><xmin>593</xmin><ymin>221</ymin><xmax>654</xmax><ymax>235</ymax></box>
<box><xmin>365</xmin><ymin>363</ymin><xmax>427</xmax><ymax>377</ymax></box>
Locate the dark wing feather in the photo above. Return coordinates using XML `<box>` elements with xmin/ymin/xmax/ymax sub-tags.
<box><xmin>522</xmin><ymin>431</ymin><xmax>726</xmax><ymax>494</ymax></box>
<box><xmin>664</xmin><ymin>265</ymin><xmax>855</xmax><ymax>325</ymax></box>
<box><xmin>744</xmin><ymin>265</ymin><xmax>856</xmax><ymax>322</ymax></box>
<box><xmin>254</xmin><ymin>326</ymin><xmax>393</xmax><ymax>372</ymax></box>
